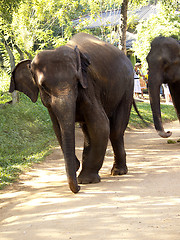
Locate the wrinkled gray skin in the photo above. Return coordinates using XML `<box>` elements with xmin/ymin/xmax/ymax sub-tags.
<box><xmin>147</xmin><ymin>36</ymin><xmax>180</xmax><ymax>138</ymax></box>
<box><xmin>10</xmin><ymin>33</ymin><xmax>134</xmax><ymax>193</ymax></box>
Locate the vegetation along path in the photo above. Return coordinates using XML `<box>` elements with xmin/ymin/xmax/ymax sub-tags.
<box><xmin>0</xmin><ymin>121</ymin><xmax>180</xmax><ymax>240</ymax></box>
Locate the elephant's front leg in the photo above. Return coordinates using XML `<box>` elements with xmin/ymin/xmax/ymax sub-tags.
<box><xmin>78</xmin><ymin>108</ymin><xmax>110</xmax><ymax>184</ymax></box>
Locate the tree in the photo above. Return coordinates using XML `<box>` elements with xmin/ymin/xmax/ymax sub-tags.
<box><xmin>0</xmin><ymin>0</ymin><xmax>22</xmax><ymax>21</ymax></box>
<box><xmin>119</xmin><ymin>0</ymin><xmax>129</xmax><ymax>54</ymax></box>
<box><xmin>119</xmin><ymin>0</ymin><xmax>179</xmax><ymax>54</ymax></box>
<box><xmin>83</xmin><ymin>0</ymin><xmax>149</xmax><ymax>54</ymax></box>
<box><xmin>1</xmin><ymin>0</ymin><xmax>179</xmax><ymax>104</ymax></box>
<box><xmin>119</xmin><ymin>0</ymin><xmax>151</xmax><ymax>54</ymax></box>
<box><xmin>0</xmin><ymin>0</ymin><xmax>22</xmax><ymax>104</ymax></box>
<box><xmin>133</xmin><ymin>3</ymin><xmax>180</xmax><ymax>67</ymax></box>
<box><xmin>0</xmin><ymin>0</ymin><xmax>89</xmax><ymax>104</ymax></box>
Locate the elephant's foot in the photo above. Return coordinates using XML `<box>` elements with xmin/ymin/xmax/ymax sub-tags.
<box><xmin>78</xmin><ymin>171</ymin><xmax>101</xmax><ymax>184</ymax></box>
<box><xmin>111</xmin><ymin>164</ymin><xmax>128</xmax><ymax>176</ymax></box>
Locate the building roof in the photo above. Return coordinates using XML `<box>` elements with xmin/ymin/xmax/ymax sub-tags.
<box><xmin>74</xmin><ymin>5</ymin><xmax>158</xmax><ymax>29</ymax></box>
<box><xmin>74</xmin><ymin>5</ymin><xmax>179</xmax><ymax>49</ymax></box>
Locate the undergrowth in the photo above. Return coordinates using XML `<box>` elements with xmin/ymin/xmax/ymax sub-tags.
<box><xmin>0</xmin><ymin>93</ymin><xmax>56</xmax><ymax>189</ymax></box>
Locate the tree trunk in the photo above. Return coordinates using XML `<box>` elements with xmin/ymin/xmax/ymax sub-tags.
<box><xmin>3</xmin><ymin>38</ymin><xmax>19</xmax><ymax>104</ymax></box>
<box><xmin>14</xmin><ymin>44</ymin><xmax>24</xmax><ymax>60</ymax></box>
<box><xmin>119</xmin><ymin>0</ymin><xmax>129</xmax><ymax>55</ymax></box>
<box><xmin>24</xmin><ymin>50</ymin><xmax>33</xmax><ymax>60</ymax></box>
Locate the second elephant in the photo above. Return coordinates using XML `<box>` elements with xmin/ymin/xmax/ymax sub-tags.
<box><xmin>147</xmin><ymin>36</ymin><xmax>180</xmax><ymax>138</ymax></box>
<box><xmin>10</xmin><ymin>33</ymin><xmax>134</xmax><ymax>193</ymax></box>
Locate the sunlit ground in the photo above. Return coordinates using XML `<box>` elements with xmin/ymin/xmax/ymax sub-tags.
<box><xmin>0</xmin><ymin>121</ymin><xmax>180</xmax><ymax>240</ymax></box>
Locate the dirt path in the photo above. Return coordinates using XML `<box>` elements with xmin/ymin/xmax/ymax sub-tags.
<box><xmin>0</xmin><ymin>121</ymin><xmax>180</xmax><ymax>240</ymax></box>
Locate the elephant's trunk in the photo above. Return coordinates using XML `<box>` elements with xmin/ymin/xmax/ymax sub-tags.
<box><xmin>62</xmin><ymin>131</ymin><xmax>80</xmax><ymax>193</ymax></box>
<box><xmin>51</xmin><ymin>93</ymin><xmax>80</xmax><ymax>193</ymax></box>
<box><xmin>148</xmin><ymin>72</ymin><xmax>172</xmax><ymax>138</ymax></box>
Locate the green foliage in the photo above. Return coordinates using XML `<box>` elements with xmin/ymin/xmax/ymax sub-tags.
<box><xmin>0</xmin><ymin>70</ymin><xmax>12</xmax><ymax>104</ymax></box>
<box><xmin>161</xmin><ymin>0</ymin><xmax>180</xmax><ymax>11</ymax></box>
<box><xmin>0</xmin><ymin>0</ymin><xmax>91</xmax><ymax>73</ymax></box>
<box><xmin>0</xmin><ymin>0</ymin><xmax>22</xmax><ymax>22</ymax></box>
<box><xmin>0</xmin><ymin>0</ymin><xmax>179</xmax><ymax>74</ymax></box>
<box><xmin>133</xmin><ymin>3</ymin><xmax>180</xmax><ymax>66</ymax></box>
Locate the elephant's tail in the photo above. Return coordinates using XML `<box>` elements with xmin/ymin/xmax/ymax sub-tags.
<box><xmin>132</xmin><ymin>99</ymin><xmax>148</xmax><ymax>125</ymax></box>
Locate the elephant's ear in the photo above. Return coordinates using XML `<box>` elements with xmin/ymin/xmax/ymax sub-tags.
<box><xmin>9</xmin><ymin>60</ymin><xmax>39</xmax><ymax>103</ymax></box>
<box><xmin>74</xmin><ymin>46</ymin><xmax>90</xmax><ymax>89</ymax></box>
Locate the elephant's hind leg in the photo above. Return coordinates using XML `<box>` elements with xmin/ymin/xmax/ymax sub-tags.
<box><xmin>110</xmin><ymin>97</ymin><xmax>132</xmax><ymax>176</ymax></box>
<box><xmin>78</xmin><ymin>108</ymin><xmax>110</xmax><ymax>184</ymax></box>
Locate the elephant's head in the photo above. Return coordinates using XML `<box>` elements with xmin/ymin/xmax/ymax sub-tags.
<box><xmin>10</xmin><ymin>59</ymin><xmax>39</xmax><ymax>102</ymax></box>
<box><xmin>147</xmin><ymin>36</ymin><xmax>180</xmax><ymax>138</ymax></box>
<box><xmin>9</xmin><ymin>46</ymin><xmax>90</xmax><ymax>193</ymax></box>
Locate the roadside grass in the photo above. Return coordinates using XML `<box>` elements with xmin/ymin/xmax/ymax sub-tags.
<box><xmin>129</xmin><ymin>100</ymin><xmax>177</xmax><ymax>129</ymax></box>
<box><xmin>0</xmin><ymin>93</ymin><xmax>56</xmax><ymax>189</ymax></box>
<box><xmin>0</xmin><ymin>92</ymin><xmax>178</xmax><ymax>189</ymax></box>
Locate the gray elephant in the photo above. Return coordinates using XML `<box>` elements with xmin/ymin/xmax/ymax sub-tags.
<box><xmin>10</xmin><ymin>33</ymin><xmax>134</xmax><ymax>193</ymax></box>
<box><xmin>147</xmin><ymin>36</ymin><xmax>180</xmax><ymax>138</ymax></box>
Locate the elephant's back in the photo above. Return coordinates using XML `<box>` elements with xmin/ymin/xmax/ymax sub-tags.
<box><xmin>70</xmin><ymin>33</ymin><xmax>125</xmax><ymax>64</ymax></box>
<box><xmin>70</xmin><ymin>33</ymin><xmax>134</xmax><ymax>116</ymax></box>
<box><xmin>69</xmin><ymin>33</ymin><xmax>133</xmax><ymax>85</ymax></box>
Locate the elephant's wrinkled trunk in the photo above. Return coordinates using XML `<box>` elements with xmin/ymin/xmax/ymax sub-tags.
<box><xmin>52</xmin><ymin>93</ymin><xmax>80</xmax><ymax>193</ymax></box>
<box><xmin>148</xmin><ymin>74</ymin><xmax>172</xmax><ymax>138</ymax></box>
<box><xmin>61</xmin><ymin>131</ymin><xmax>80</xmax><ymax>193</ymax></box>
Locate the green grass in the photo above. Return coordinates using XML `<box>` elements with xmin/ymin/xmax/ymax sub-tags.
<box><xmin>0</xmin><ymin>93</ymin><xmax>56</xmax><ymax>189</ymax></box>
<box><xmin>0</xmin><ymin>93</ymin><xmax>178</xmax><ymax>189</ymax></box>
<box><xmin>129</xmin><ymin>101</ymin><xmax>177</xmax><ymax>129</ymax></box>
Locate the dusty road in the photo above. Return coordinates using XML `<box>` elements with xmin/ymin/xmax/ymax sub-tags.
<box><xmin>0</xmin><ymin>121</ymin><xmax>180</xmax><ymax>240</ymax></box>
